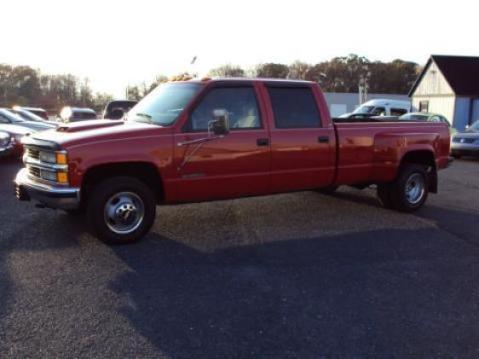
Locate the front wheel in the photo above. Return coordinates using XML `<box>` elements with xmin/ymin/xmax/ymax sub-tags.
<box><xmin>86</xmin><ymin>177</ymin><xmax>156</xmax><ymax>244</ymax></box>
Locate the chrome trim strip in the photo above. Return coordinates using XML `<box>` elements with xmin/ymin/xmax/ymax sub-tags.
<box><xmin>23</xmin><ymin>157</ymin><xmax>68</xmax><ymax>171</ymax></box>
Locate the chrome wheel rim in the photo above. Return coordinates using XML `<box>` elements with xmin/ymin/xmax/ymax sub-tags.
<box><xmin>104</xmin><ymin>192</ymin><xmax>145</xmax><ymax>234</ymax></box>
<box><xmin>404</xmin><ymin>173</ymin><xmax>425</xmax><ymax>205</ymax></box>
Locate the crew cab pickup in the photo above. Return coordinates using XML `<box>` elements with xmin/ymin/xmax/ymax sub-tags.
<box><xmin>14</xmin><ymin>78</ymin><xmax>451</xmax><ymax>244</ymax></box>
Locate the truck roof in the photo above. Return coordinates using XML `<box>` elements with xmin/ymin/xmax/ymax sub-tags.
<box><xmin>180</xmin><ymin>77</ymin><xmax>316</xmax><ymax>85</ymax></box>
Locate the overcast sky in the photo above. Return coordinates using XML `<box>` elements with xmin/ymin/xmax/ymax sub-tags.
<box><xmin>2</xmin><ymin>0</ymin><xmax>476</xmax><ymax>97</ymax></box>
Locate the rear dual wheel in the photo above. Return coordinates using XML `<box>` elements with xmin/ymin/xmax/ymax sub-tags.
<box><xmin>377</xmin><ymin>164</ymin><xmax>428</xmax><ymax>212</ymax></box>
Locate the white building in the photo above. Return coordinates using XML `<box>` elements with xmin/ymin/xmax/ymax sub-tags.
<box><xmin>409</xmin><ymin>55</ymin><xmax>479</xmax><ymax>130</ymax></box>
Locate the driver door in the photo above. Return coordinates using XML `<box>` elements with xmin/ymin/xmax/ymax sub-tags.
<box><xmin>173</xmin><ymin>84</ymin><xmax>271</xmax><ymax>202</ymax></box>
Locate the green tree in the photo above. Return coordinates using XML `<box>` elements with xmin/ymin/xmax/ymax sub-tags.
<box><xmin>208</xmin><ymin>64</ymin><xmax>245</xmax><ymax>77</ymax></box>
<box><xmin>288</xmin><ymin>61</ymin><xmax>311</xmax><ymax>80</ymax></box>
<box><xmin>255</xmin><ymin>63</ymin><xmax>289</xmax><ymax>78</ymax></box>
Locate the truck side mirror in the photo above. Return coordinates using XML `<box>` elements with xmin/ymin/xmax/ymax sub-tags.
<box><xmin>209</xmin><ymin>109</ymin><xmax>229</xmax><ymax>136</ymax></box>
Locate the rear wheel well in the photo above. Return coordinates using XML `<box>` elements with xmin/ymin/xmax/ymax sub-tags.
<box><xmin>399</xmin><ymin>150</ymin><xmax>437</xmax><ymax>193</ymax></box>
<box><xmin>81</xmin><ymin>162</ymin><xmax>164</xmax><ymax>205</ymax></box>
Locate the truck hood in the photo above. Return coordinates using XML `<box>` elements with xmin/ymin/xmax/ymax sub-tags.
<box><xmin>28</xmin><ymin>119</ymin><xmax>167</xmax><ymax>149</ymax></box>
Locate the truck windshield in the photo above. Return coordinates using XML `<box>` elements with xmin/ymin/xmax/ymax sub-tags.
<box><xmin>127</xmin><ymin>83</ymin><xmax>202</xmax><ymax>126</ymax></box>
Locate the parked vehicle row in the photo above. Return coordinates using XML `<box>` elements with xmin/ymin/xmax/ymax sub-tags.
<box><xmin>16</xmin><ymin>106</ymin><xmax>49</xmax><ymax>120</ymax></box>
<box><xmin>0</xmin><ymin>108</ymin><xmax>56</xmax><ymax>132</ymax></box>
<box><xmin>14</xmin><ymin>78</ymin><xmax>451</xmax><ymax>244</ymax></box>
<box><xmin>0</xmin><ymin>123</ymin><xmax>31</xmax><ymax>158</ymax></box>
<box><xmin>451</xmin><ymin>121</ymin><xmax>479</xmax><ymax>158</ymax></box>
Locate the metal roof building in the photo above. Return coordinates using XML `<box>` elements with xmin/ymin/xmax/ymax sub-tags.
<box><xmin>409</xmin><ymin>55</ymin><xmax>479</xmax><ymax>130</ymax></box>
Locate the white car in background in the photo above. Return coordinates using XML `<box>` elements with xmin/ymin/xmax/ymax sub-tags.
<box><xmin>341</xmin><ymin>99</ymin><xmax>411</xmax><ymax>118</ymax></box>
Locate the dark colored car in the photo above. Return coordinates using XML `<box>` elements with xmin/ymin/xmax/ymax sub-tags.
<box><xmin>399</xmin><ymin>112</ymin><xmax>456</xmax><ymax>135</ymax></box>
<box><xmin>15</xmin><ymin>106</ymin><xmax>49</xmax><ymax>120</ymax></box>
<box><xmin>399</xmin><ymin>112</ymin><xmax>450</xmax><ymax>124</ymax></box>
<box><xmin>103</xmin><ymin>100</ymin><xmax>137</xmax><ymax>119</ymax></box>
<box><xmin>59</xmin><ymin>107</ymin><xmax>97</xmax><ymax>123</ymax></box>
<box><xmin>11</xmin><ymin>107</ymin><xmax>58</xmax><ymax>126</ymax></box>
<box><xmin>0</xmin><ymin>108</ymin><xmax>56</xmax><ymax>131</ymax></box>
<box><xmin>0</xmin><ymin>131</ymin><xmax>13</xmax><ymax>157</ymax></box>
<box><xmin>451</xmin><ymin>121</ymin><xmax>479</xmax><ymax>158</ymax></box>
<box><xmin>0</xmin><ymin>123</ymin><xmax>32</xmax><ymax>157</ymax></box>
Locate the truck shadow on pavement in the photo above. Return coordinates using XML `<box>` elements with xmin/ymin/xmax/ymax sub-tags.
<box><xmin>109</xmin><ymin>224</ymin><xmax>479</xmax><ymax>358</ymax></box>
<box><xmin>329</xmin><ymin>189</ymin><xmax>479</xmax><ymax>247</ymax></box>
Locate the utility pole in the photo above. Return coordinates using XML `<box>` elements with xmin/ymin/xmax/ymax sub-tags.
<box><xmin>358</xmin><ymin>69</ymin><xmax>371</xmax><ymax>105</ymax></box>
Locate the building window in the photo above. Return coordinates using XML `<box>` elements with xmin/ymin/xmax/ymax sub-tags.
<box><xmin>419</xmin><ymin>101</ymin><xmax>429</xmax><ymax>113</ymax></box>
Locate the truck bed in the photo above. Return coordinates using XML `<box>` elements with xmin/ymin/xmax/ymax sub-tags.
<box><xmin>332</xmin><ymin>120</ymin><xmax>451</xmax><ymax>186</ymax></box>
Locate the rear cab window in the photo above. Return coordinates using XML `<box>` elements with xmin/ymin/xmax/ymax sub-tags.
<box><xmin>267</xmin><ymin>87</ymin><xmax>321</xmax><ymax>128</ymax></box>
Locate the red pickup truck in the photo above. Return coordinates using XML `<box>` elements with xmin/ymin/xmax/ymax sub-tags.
<box><xmin>15</xmin><ymin>78</ymin><xmax>451</xmax><ymax>244</ymax></box>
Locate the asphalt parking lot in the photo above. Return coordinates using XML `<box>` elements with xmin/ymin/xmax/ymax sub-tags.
<box><xmin>1</xmin><ymin>158</ymin><xmax>479</xmax><ymax>358</ymax></box>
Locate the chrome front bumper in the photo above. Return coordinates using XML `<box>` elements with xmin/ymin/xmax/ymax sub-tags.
<box><xmin>14</xmin><ymin>168</ymin><xmax>80</xmax><ymax>210</ymax></box>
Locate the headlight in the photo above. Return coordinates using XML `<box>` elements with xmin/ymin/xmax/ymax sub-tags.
<box><xmin>40</xmin><ymin>169</ymin><xmax>57</xmax><ymax>182</ymax></box>
<box><xmin>39</xmin><ymin>151</ymin><xmax>56</xmax><ymax>163</ymax></box>
<box><xmin>0</xmin><ymin>132</ymin><xmax>11</xmax><ymax>147</ymax></box>
<box><xmin>39</xmin><ymin>150</ymin><xmax>68</xmax><ymax>164</ymax></box>
<box><xmin>39</xmin><ymin>168</ymin><xmax>69</xmax><ymax>184</ymax></box>
<box><xmin>25</xmin><ymin>147</ymin><xmax>69</xmax><ymax>185</ymax></box>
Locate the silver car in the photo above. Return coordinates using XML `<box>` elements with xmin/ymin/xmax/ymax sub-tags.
<box><xmin>451</xmin><ymin>121</ymin><xmax>479</xmax><ymax>158</ymax></box>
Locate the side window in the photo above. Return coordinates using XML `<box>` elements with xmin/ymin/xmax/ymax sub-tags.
<box><xmin>268</xmin><ymin>87</ymin><xmax>321</xmax><ymax>128</ymax></box>
<box><xmin>372</xmin><ymin>107</ymin><xmax>386</xmax><ymax>116</ymax></box>
<box><xmin>391</xmin><ymin>108</ymin><xmax>408</xmax><ymax>116</ymax></box>
<box><xmin>189</xmin><ymin>87</ymin><xmax>261</xmax><ymax>131</ymax></box>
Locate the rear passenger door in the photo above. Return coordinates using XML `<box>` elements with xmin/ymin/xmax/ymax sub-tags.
<box><xmin>265</xmin><ymin>84</ymin><xmax>336</xmax><ymax>193</ymax></box>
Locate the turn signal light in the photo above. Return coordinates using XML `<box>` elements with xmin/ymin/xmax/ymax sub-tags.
<box><xmin>56</xmin><ymin>152</ymin><xmax>67</xmax><ymax>165</ymax></box>
<box><xmin>57</xmin><ymin>172</ymin><xmax>68</xmax><ymax>184</ymax></box>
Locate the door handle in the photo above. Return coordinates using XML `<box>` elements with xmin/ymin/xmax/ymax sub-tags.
<box><xmin>257</xmin><ymin>138</ymin><xmax>269</xmax><ymax>146</ymax></box>
<box><xmin>318</xmin><ymin>136</ymin><xmax>329</xmax><ymax>143</ymax></box>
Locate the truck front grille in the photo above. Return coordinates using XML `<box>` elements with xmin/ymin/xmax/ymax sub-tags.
<box><xmin>28</xmin><ymin>166</ymin><xmax>41</xmax><ymax>178</ymax></box>
<box><xmin>26</xmin><ymin>148</ymin><xmax>40</xmax><ymax>160</ymax></box>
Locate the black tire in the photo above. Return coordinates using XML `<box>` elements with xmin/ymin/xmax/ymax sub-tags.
<box><xmin>377</xmin><ymin>183</ymin><xmax>393</xmax><ymax>209</ymax></box>
<box><xmin>389</xmin><ymin>164</ymin><xmax>428</xmax><ymax>212</ymax></box>
<box><xmin>317</xmin><ymin>185</ymin><xmax>339</xmax><ymax>195</ymax></box>
<box><xmin>86</xmin><ymin>176</ymin><xmax>156</xmax><ymax>244</ymax></box>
